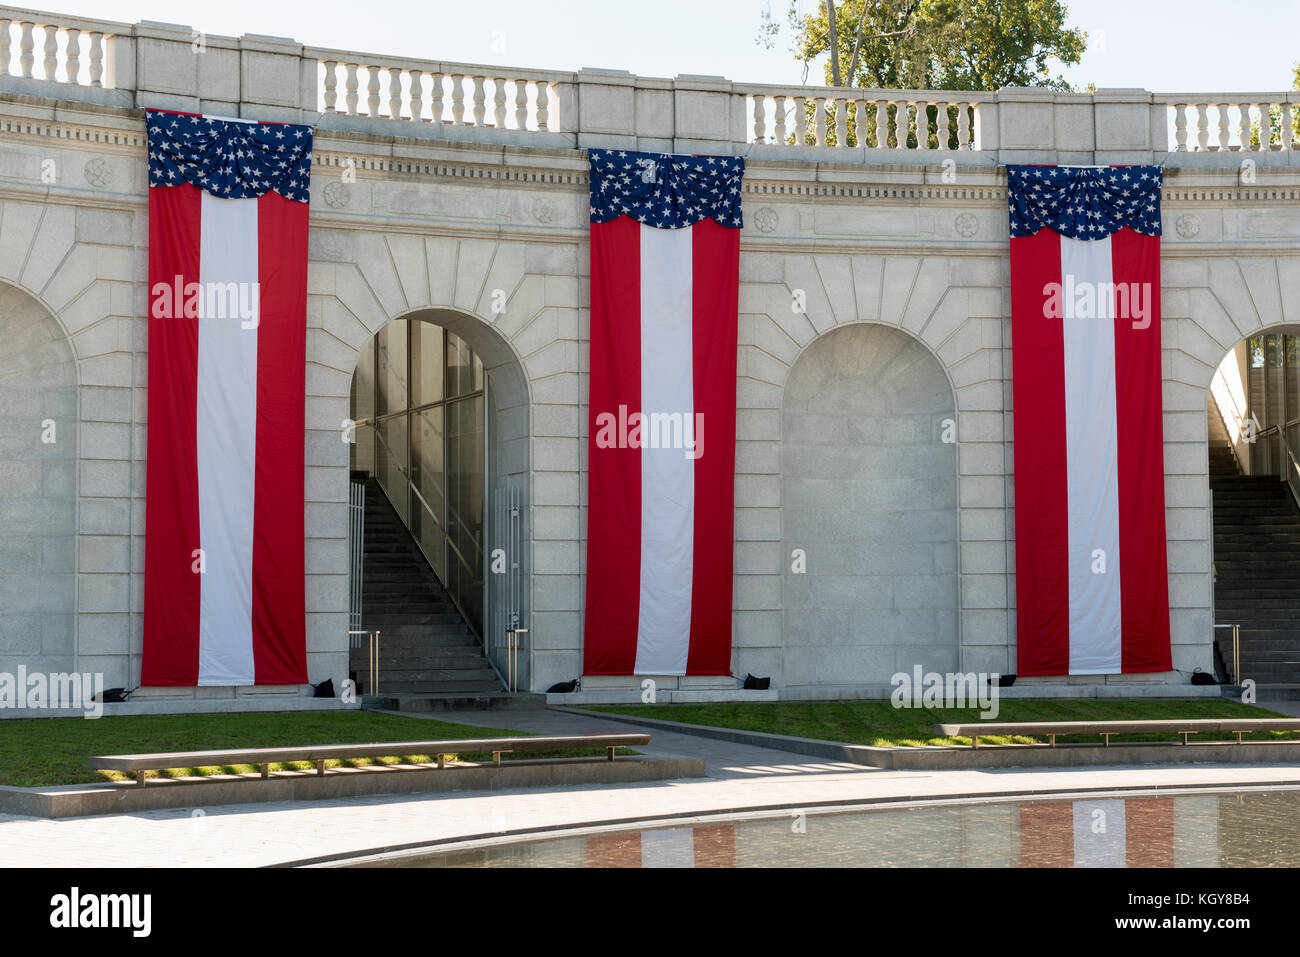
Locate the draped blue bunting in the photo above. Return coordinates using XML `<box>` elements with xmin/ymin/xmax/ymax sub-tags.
<box><xmin>1008</xmin><ymin>165</ymin><xmax>1161</xmax><ymax>240</ymax></box>
<box><xmin>589</xmin><ymin>148</ymin><xmax>743</xmax><ymax>229</ymax></box>
<box><xmin>147</xmin><ymin>109</ymin><xmax>313</xmax><ymax>203</ymax></box>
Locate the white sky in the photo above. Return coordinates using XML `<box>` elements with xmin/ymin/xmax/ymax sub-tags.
<box><xmin>41</xmin><ymin>0</ymin><xmax>1300</xmax><ymax>92</ymax></box>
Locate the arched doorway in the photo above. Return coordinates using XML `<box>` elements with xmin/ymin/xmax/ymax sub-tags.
<box><xmin>1206</xmin><ymin>327</ymin><xmax>1300</xmax><ymax>686</ymax></box>
<box><xmin>781</xmin><ymin>323</ymin><xmax>958</xmax><ymax>686</ymax></box>
<box><xmin>347</xmin><ymin>309</ymin><xmax>530</xmax><ymax>696</ymax></box>
<box><xmin>0</xmin><ymin>283</ymin><xmax>77</xmax><ymax>671</ymax></box>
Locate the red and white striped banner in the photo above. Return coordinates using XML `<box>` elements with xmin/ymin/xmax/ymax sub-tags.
<box><xmin>582</xmin><ymin>150</ymin><xmax>742</xmax><ymax>677</ymax></box>
<box><xmin>1009</xmin><ymin>165</ymin><xmax>1171</xmax><ymax>677</ymax></box>
<box><xmin>141</xmin><ymin>111</ymin><xmax>310</xmax><ymax>686</ymax></box>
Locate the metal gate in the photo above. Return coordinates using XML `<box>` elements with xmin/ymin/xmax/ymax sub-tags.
<box><xmin>348</xmin><ymin>479</ymin><xmax>365</xmax><ymax>638</ymax></box>
<box><xmin>488</xmin><ymin>484</ymin><xmax>527</xmax><ymax>691</ymax></box>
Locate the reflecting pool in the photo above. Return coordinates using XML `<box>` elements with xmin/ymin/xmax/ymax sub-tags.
<box><xmin>368</xmin><ymin>789</ymin><xmax>1300</xmax><ymax>867</ymax></box>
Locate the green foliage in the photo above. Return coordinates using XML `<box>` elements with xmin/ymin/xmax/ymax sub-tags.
<box><xmin>766</xmin><ymin>0</ymin><xmax>1086</xmax><ymax>92</ymax></box>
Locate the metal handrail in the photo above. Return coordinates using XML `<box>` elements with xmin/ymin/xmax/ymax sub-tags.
<box><xmin>349</xmin><ymin>629</ymin><xmax>381</xmax><ymax>695</ymax></box>
<box><xmin>1213</xmin><ymin>624</ymin><xmax>1241</xmax><ymax>685</ymax></box>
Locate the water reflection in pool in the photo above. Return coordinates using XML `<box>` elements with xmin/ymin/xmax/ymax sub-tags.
<box><xmin>374</xmin><ymin>790</ymin><xmax>1300</xmax><ymax>867</ymax></box>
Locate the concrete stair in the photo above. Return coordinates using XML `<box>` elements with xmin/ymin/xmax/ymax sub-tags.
<box><xmin>1209</xmin><ymin>409</ymin><xmax>1300</xmax><ymax>685</ymax></box>
<box><xmin>351</xmin><ymin>478</ymin><xmax>504</xmax><ymax>696</ymax></box>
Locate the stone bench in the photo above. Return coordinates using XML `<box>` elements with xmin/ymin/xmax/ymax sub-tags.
<box><xmin>90</xmin><ymin>734</ymin><xmax>652</xmax><ymax>786</ymax></box>
<box><xmin>934</xmin><ymin>719</ymin><xmax>1300</xmax><ymax>748</ymax></box>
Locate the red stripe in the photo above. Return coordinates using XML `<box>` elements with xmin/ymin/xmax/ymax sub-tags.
<box><xmin>141</xmin><ymin>183</ymin><xmax>203</xmax><ymax>685</ymax></box>
<box><xmin>1111</xmin><ymin>228</ymin><xmax>1172</xmax><ymax>673</ymax></box>
<box><xmin>583</xmin><ymin>217</ymin><xmax>643</xmax><ymax>675</ymax></box>
<box><xmin>1011</xmin><ymin>230</ymin><xmax>1070</xmax><ymax>677</ymax></box>
<box><xmin>251</xmin><ymin>191</ymin><xmax>309</xmax><ymax>684</ymax></box>
<box><xmin>1019</xmin><ymin>801</ymin><xmax>1074</xmax><ymax>867</ymax></box>
<box><xmin>1125</xmin><ymin>797</ymin><xmax>1175</xmax><ymax>868</ymax></box>
<box><xmin>686</xmin><ymin>219</ymin><xmax>739</xmax><ymax>675</ymax></box>
<box><xmin>586</xmin><ymin>832</ymin><xmax>642</xmax><ymax>868</ymax></box>
<box><xmin>692</xmin><ymin>824</ymin><xmax>736</xmax><ymax>867</ymax></box>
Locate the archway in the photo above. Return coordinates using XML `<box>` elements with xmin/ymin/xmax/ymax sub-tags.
<box><xmin>347</xmin><ymin>308</ymin><xmax>530</xmax><ymax>695</ymax></box>
<box><xmin>0</xmin><ymin>282</ymin><xmax>77</xmax><ymax>671</ymax></box>
<box><xmin>1206</xmin><ymin>325</ymin><xmax>1300</xmax><ymax>685</ymax></box>
<box><xmin>781</xmin><ymin>323</ymin><xmax>958</xmax><ymax>686</ymax></box>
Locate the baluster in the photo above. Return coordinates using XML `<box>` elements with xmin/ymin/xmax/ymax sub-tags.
<box><xmin>1195</xmin><ymin>105</ymin><xmax>1209</xmax><ymax>151</ymax></box>
<box><xmin>387</xmin><ymin>68</ymin><xmax>402</xmax><ymax>118</ymax></box>
<box><xmin>834</xmin><ymin>96</ymin><xmax>847</xmax><ymax>147</ymax></box>
<box><xmin>19</xmin><ymin>21</ymin><xmax>34</xmax><ymax>78</ymax></box>
<box><xmin>1260</xmin><ymin>102</ymin><xmax>1273</xmax><ymax>151</ymax></box>
<box><xmin>408</xmin><ymin>69</ymin><xmax>423</xmax><ymax>121</ymax></box>
<box><xmin>42</xmin><ymin>23</ymin><xmax>56</xmax><ymax>81</ymax></box>
<box><xmin>493</xmin><ymin>77</ymin><xmax>507</xmax><ymax>127</ymax></box>
<box><xmin>344</xmin><ymin>62</ymin><xmax>359</xmax><ymax>114</ymax></box>
<box><xmin>1237</xmin><ymin>102</ymin><xmax>1252</xmax><ymax>151</ymax></box>
<box><xmin>936</xmin><ymin>101</ymin><xmax>951</xmax><ymax>151</ymax></box>
<box><xmin>871</xmin><ymin>100</ymin><xmax>884</xmax><ymax>149</ymax></box>
<box><xmin>1216</xmin><ymin>103</ymin><xmax>1230</xmax><ymax>150</ymax></box>
<box><xmin>895</xmin><ymin>101</ymin><xmax>909</xmax><ymax>148</ymax></box>
<box><xmin>957</xmin><ymin>103</ymin><xmax>971</xmax><ymax>150</ymax></box>
<box><xmin>0</xmin><ymin>18</ymin><xmax>12</xmax><ymax>78</ymax></box>
<box><xmin>472</xmin><ymin>75</ymin><xmax>486</xmax><ymax>125</ymax></box>
<box><xmin>450</xmin><ymin>74</ymin><xmax>465</xmax><ymax>124</ymax></box>
<box><xmin>1173</xmin><ymin>103</ymin><xmax>1188</xmax><ymax>151</ymax></box>
<box><xmin>774</xmin><ymin>95</ymin><xmax>787</xmax><ymax>144</ymax></box>
<box><xmin>366</xmin><ymin>66</ymin><xmax>381</xmax><ymax>116</ymax></box>
<box><xmin>64</xmin><ymin>27</ymin><xmax>79</xmax><ymax>84</ymax></box>
<box><xmin>536</xmin><ymin>81</ymin><xmax>549</xmax><ymax>130</ymax></box>
<box><xmin>794</xmin><ymin>96</ymin><xmax>807</xmax><ymax>145</ymax></box>
<box><xmin>814</xmin><ymin>97</ymin><xmax>827</xmax><ymax>145</ymax></box>
<box><xmin>1283</xmin><ymin>103</ymin><xmax>1294</xmax><ymax>151</ymax></box>
<box><xmin>430</xmin><ymin>72</ymin><xmax>444</xmax><ymax>123</ymax></box>
<box><xmin>88</xmin><ymin>31</ymin><xmax>103</xmax><ymax>87</ymax></box>
<box><xmin>515</xmin><ymin>79</ymin><xmax>528</xmax><ymax>129</ymax></box>
<box><xmin>322</xmin><ymin>61</ymin><xmax>338</xmax><ymax>113</ymax></box>
<box><xmin>752</xmin><ymin>94</ymin><xmax>765</xmax><ymax>142</ymax></box>
<box><xmin>852</xmin><ymin>98</ymin><xmax>866</xmax><ymax>146</ymax></box>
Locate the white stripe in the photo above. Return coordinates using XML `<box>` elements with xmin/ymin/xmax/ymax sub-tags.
<box><xmin>1060</xmin><ymin>234</ymin><xmax>1123</xmax><ymax>675</ymax></box>
<box><xmin>1173</xmin><ymin>795</ymin><xmax>1219</xmax><ymax>867</ymax></box>
<box><xmin>634</xmin><ymin>223</ymin><xmax>695</xmax><ymax>676</ymax></box>
<box><xmin>640</xmin><ymin>828</ymin><xmax>695</xmax><ymax>868</ymax></box>
<box><xmin>1072</xmin><ymin>799</ymin><xmax>1126</xmax><ymax>867</ymax></box>
<box><xmin>196</xmin><ymin>192</ymin><xmax>259</xmax><ymax>686</ymax></box>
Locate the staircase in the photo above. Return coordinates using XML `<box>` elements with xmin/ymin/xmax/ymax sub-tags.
<box><xmin>352</xmin><ymin>479</ymin><xmax>505</xmax><ymax>698</ymax></box>
<box><xmin>1209</xmin><ymin>408</ymin><xmax>1300</xmax><ymax>686</ymax></box>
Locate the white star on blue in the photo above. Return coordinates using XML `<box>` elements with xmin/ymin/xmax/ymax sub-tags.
<box><xmin>1008</xmin><ymin>165</ymin><xmax>1162</xmax><ymax>239</ymax></box>
<box><xmin>589</xmin><ymin>149</ymin><xmax>743</xmax><ymax>229</ymax></box>
<box><xmin>147</xmin><ymin>109</ymin><xmax>313</xmax><ymax>203</ymax></box>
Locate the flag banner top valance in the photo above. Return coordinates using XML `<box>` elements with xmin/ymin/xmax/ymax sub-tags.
<box><xmin>147</xmin><ymin>109</ymin><xmax>313</xmax><ymax>202</ymax></box>
<box><xmin>1008</xmin><ymin>163</ymin><xmax>1171</xmax><ymax>678</ymax></box>
<box><xmin>583</xmin><ymin>149</ymin><xmax>744</xmax><ymax>677</ymax></box>
<box><xmin>142</xmin><ymin>111</ymin><xmax>311</xmax><ymax>687</ymax></box>
<box><xmin>588</xmin><ymin>148</ymin><xmax>743</xmax><ymax>229</ymax></box>
<box><xmin>1008</xmin><ymin>164</ymin><xmax>1162</xmax><ymax>240</ymax></box>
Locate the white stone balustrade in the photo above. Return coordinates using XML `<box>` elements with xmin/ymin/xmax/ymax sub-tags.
<box><xmin>4</xmin><ymin>4</ymin><xmax>1300</xmax><ymax>164</ymax></box>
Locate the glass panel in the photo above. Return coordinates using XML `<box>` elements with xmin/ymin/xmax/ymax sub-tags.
<box><xmin>447</xmin><ymin>331</ymin><xmax>474</xmax><ymax>399</ymax></box>
<box><xmin>349</xmin><ymin>337</ymin><xmax>376</xmax><ymax>475</ymax></box>
<box><xmin>410</xmin><ymin>405</ymin><xmax>447</xmax><ymax>582</ymax></box>
<box><xmin>1286</xmin><ymin>335</ymin><xmax>1299</xmax><ymax>425</ymax></box>
<box><xmin>411</xmin><ymin>320</ymin><xmax>445</xmax><ymax>408</ymax></box>
<box><xmin>376</xmin><ymin>413</ymin><xmax>409</xmax><ymax>526</ymax></box>
<box><xmin>376</xmin><ymin>319</ymin><xmax>409</xmax><ymax>418</ymax></box>
<box><xmin>446</xmin><ymin>394</ymin><xmax>485</xmax><ymax>634</ymax></box>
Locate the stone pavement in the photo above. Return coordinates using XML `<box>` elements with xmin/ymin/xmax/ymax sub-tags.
<box><xmin>3</xmin><ymin>707</ymin><xmax>1300</xmax><ymax>867</ymax></box>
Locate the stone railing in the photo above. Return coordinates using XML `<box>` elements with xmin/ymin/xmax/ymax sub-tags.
<box><xmin>4</xmin><ymin>5</ymin><xmax>1300</xmax><ymax>163</ymax></box>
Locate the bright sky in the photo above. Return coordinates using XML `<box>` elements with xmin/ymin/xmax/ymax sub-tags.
<box><xmin>44</xmin><ymin>0</ymin><xmax>1300</xmax><ymax>92</ymax></box>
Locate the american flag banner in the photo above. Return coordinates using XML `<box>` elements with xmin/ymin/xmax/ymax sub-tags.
<box><xmin>1008</xmin><ymin>165</ymin><xmax>1171</xmax><ymax>677</ymax></box>
<box><xmin>141</xmin><ymin>110</ymin><xmax>312</xmax><ymax>686</ymax></box>
<box><xmin>582</xmin><ymin>149</ymin><xmax>743</xmax><ymax>676</ymax></box>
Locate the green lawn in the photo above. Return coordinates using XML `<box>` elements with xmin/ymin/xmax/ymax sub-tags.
<box><xmin>0</xmin><ymin>711</ymin><xmax>631</xmax><ymax>788</ymax></box>
<box><xmin>579</xmin><ymin>698</ymin><xmax>1297</xmax><ymax>748</ymax></box>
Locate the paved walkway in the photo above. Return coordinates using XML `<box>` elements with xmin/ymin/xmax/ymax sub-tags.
<box><xmin>3</xmin><ymin>707</ymin><xmax>1299</xmax><ymax>867</ymax></box>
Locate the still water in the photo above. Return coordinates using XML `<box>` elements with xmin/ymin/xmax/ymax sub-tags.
<box><xmin>371</xmin><ymin>789</ymin><xmax>1300</xmax><ymax>867</ymax></box>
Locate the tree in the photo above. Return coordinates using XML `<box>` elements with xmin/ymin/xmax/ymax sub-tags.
<box><xmin>760</xmin><ymin>0</ymin><xmax>1087</xmax><ymax>92</ymax></box>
